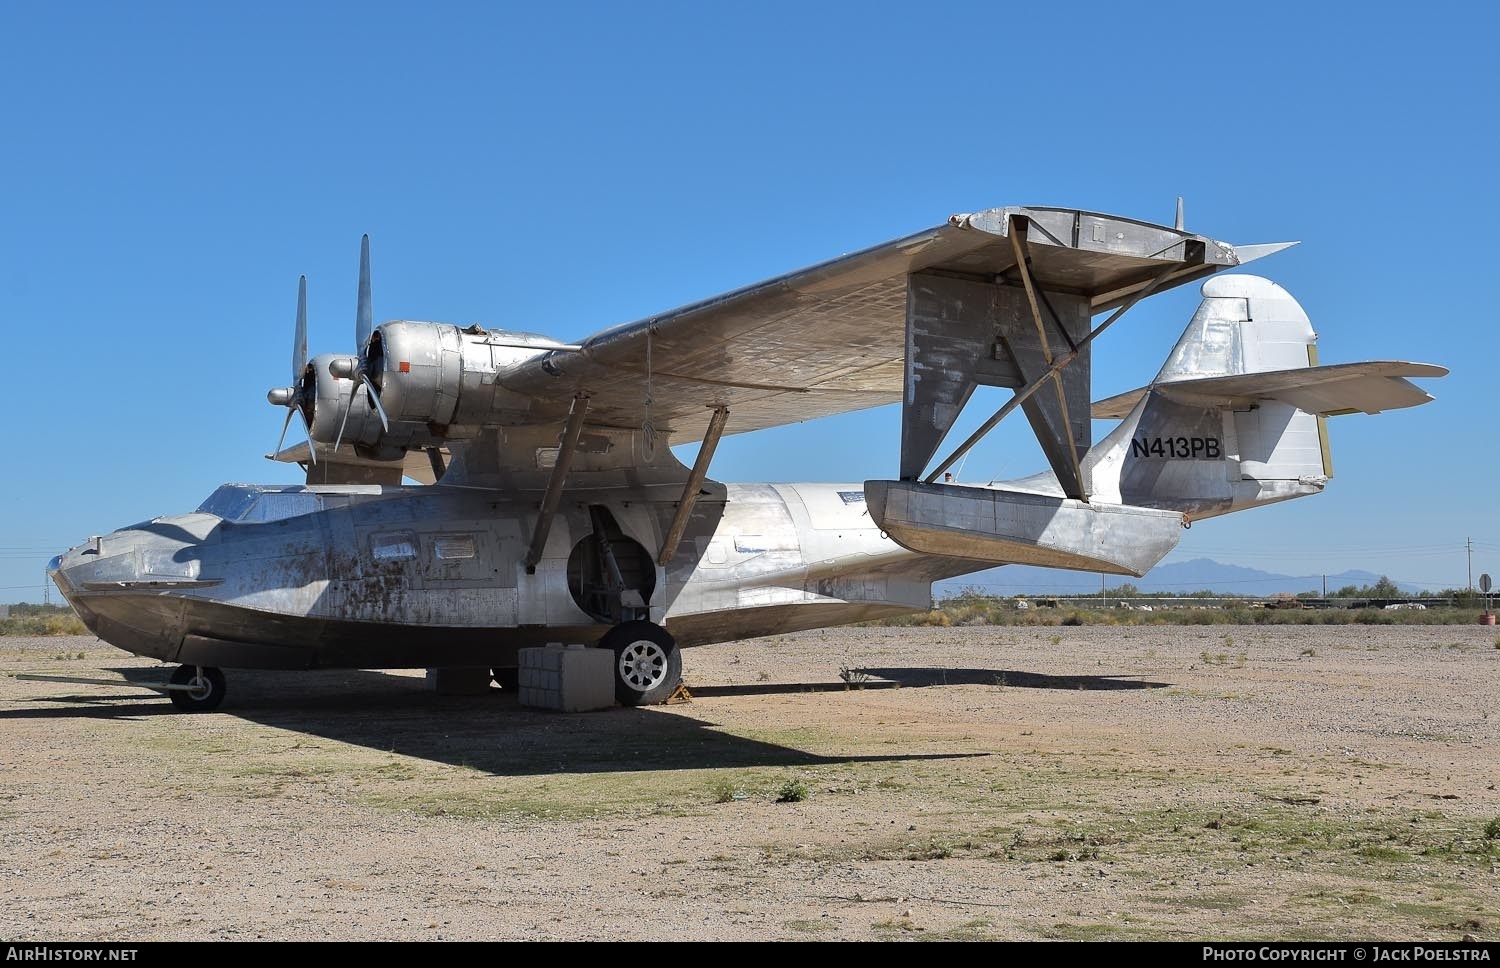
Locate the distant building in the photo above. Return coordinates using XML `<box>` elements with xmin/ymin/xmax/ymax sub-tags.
<box><xmin>0</xmin><ymin>604</ymin><xmax>9</xmax><ymax>620</ymax></box>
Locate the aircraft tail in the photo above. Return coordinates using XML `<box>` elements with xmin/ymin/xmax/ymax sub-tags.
<box><xmin>1084</xmin><ymin>275</ymin><xmax>1444</xmax><ymax>522</ymax></box>
<box><xmin>865</xmin><ymin>275</ymin><xmax>1443</xmax><ymax>577</ymax></box>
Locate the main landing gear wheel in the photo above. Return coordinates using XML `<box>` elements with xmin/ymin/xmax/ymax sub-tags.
<box><xmin>168</xmin><ymin>664</ymin><xmax>226</xmax><ymax>712</ymax></box>
<box><xmin>599</xmin><ymin>621</ymin><xmax>681</xmax><ymax>707</ymax></box>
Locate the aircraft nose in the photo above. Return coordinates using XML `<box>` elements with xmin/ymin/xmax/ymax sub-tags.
<box><xmin>46</xmin><ymin>553</ymin><xmax>67</xmax><ymax>598</ymax></box>
<box><xmin>49</xmin><ymin>535</ymin><xmax>141</xmax><ymax>599</ymax></box>
<box><xmin>49</xmin><ymin>544</ymin><xmax>91</xmax><ymax>599</ymax></box>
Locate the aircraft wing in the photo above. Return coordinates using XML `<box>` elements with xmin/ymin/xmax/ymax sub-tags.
<box><xmin>1091</xmin><ymin>362</ymin><xmax>1449</xmax><ymax>419</ymax></box>
<box><xmin>500</xmin><ymin>206</ymin><xmax>1292</xmax><ymax>445</ymax></box>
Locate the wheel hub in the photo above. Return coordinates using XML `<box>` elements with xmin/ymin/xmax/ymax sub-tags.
<box><xmin>618</xmin><ymin>641</ymin><xmax>667</xmax><ymax>691</ymax></box>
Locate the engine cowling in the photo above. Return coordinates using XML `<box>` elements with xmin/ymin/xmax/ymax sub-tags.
<box><xmin>304</xmin><ymin>352</ymin><xmax>394</xmax><ymax>456</ymax></box>
<box><xmin>364</xmin><ymin>321</ymin><xmax>561</xmax><ymax>435</ymax></box>
<box><xmin>294</xmin><ymin>322</ymin><xmax>566</xmax><ymax>458</ymax></box>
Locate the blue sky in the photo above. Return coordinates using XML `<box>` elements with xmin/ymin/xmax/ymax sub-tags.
<box><xmin>1</xmin><ymin>2</ymin><xmax>1495</xmax><ymax>599</ymax></box>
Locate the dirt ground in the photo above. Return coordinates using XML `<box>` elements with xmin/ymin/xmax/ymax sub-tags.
<box><xmin>2</xmin><ymin>624</ymin><xmax>1498</xmax><ymax>941</ymax></box>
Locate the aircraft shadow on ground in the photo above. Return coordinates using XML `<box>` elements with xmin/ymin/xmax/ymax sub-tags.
<box><xmin>1</xmin><ymin>666</ymin><xmax>998</xmax><ymax>776</ymax></box>
<box><xmin>857</xmin><ymin>667</ymin><xmax>1171</xmax><ymax>691</ymax></box>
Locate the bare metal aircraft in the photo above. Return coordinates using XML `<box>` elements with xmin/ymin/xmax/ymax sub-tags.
<box><xmin>48</xmin><ymin>205</ymin><xmax>1444</xmax><ymax>710</ymax></box>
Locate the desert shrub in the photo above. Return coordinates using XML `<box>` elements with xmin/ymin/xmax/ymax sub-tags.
<box><xmin>0</xmin><ymin>614</ymin><xmax>87</xmax><ymax>636</ymax></box>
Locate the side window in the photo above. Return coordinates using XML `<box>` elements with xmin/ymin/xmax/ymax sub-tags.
<box><xmin>371</xmin><ymin>531</ymin><xmax>417</xmax><ymax>562</ymax></box>
<box><xmin>433</xmin><ymin>534</ymin><xmax>476</xmax><ymax>560</ymax></box>
<box><xmin>422</xmin><ymin>531</ymin><xmax>488</xmax><ymax>583</ymax></box>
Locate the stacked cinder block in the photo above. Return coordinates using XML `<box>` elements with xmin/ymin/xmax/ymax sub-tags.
<box><xmin>518</xmin><ymin>644</ymin><xmax>615</xmax><ymax>712</ymax></box>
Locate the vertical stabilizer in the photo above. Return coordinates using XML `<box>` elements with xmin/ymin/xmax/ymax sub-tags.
<box><xmin>1155</xmin><ymin>275</ymin><xmax>1315</xmax><ymax>383</ymax></box>
<box><xmin>1087</xmin><ymin>275</ymin><xmax>1327</xmax><ymax>520</ymax></box>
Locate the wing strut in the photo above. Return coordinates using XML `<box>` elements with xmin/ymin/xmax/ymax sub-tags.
<box><xmin>524</xmin><ymin>394</ymin><xmax>590</xmax><ymax>572</ymax></box>
<box><xmin>1007</xmin><ymin>216</ymin><xmax>1085</xmax><ymax>494</ymax></box>
<box><xmin>656</xmin><ymin>405</ymin><xmax>730</xmax><ymax>566</ymax></box>
<box><xmin>921</xmin><ymin>264</ymin><xmax>1178</xmax><ymax>486</ymax></box>
<box><xmin>425</xmin><ymin>446</ymin><xmax>447</xmax><ymax>481</ymax></box>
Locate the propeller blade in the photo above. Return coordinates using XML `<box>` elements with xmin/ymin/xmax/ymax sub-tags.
<box><xmin>360</xmin><ymin>373</ymin><xmax>390</xmax><ymax>432</ymax></box>
<box><xmin>297</xmin><ymin>408</ymin><xmax>317</xmax><ymax>465</ymax></box>
<box><xmin>355</xmin><ymin>234</ymin><xmax>372</xmax><ymax>352</ymax></box>
<box><xmin>334</xmin><ymin>384</ymin><xmax>357</xmax><ymax>453</ymax></box>
<box><xmin>293</xmin><ymin>275</ymin><xmax>308</xmax><ymax>382</ymax></box>
<box><xmin>274</xmin><ymin>406</ymin><xmax>295</xmax><ymax>456</ymax></box>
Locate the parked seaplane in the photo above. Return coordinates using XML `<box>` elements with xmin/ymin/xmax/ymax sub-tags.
<box><xmin>48</xmin><ymin>205</ymin><xmax>1444</xmax><ymax>709</ymax></box>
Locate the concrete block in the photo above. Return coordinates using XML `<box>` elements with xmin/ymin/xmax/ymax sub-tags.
<box><xmin>518</xmin><ymin>645</ymin><xmax>615</xmax><ymax>712</ymax></box>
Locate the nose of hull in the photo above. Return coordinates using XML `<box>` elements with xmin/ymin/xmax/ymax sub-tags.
<box><xmin>48</xmin><ymin>547</ymin><xmax>89</xmax><ymax>607</ymax></box>
<box><xmin>48</xmin><ymin>533</ymin><xmax>190</xmax><ymax>662</ymax></box>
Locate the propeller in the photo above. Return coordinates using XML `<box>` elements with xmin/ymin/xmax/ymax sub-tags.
<box><xmin>329</xmin><ymin>234</ymin><xmax>390</xmax><ymax>451</ymax></box>
<box><xmin>265</xmin><ymin>276</ymin><xmax>317</xmax><ymax>465</ymax></box>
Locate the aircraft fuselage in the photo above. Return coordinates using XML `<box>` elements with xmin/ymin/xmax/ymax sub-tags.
<box><xmin>49</xmin><ymin>481</ymin><xmax>970</xmax><ymax>671</ymax></box>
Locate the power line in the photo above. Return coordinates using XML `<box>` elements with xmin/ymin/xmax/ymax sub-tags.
<box><xmin>949</xmin><ymin>574</ymin><xmax>1462</xmax><ymax>591</ymax></box>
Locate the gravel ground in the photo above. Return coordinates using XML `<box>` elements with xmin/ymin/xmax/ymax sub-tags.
<box><xmin>2</xmin><ymin>624</ymin><xmax>1498</xmax><ymax>941</ymax></box>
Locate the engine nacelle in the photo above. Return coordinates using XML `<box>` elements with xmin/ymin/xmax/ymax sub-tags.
<box><xmin>365</xmin><ymin>321</ymin><xmax>560</xmax><ymax>435</ymax></box>
<box><xmin>366</xmin><ymin>322</ymin><xmax>465</xmax><ymax>427</ymax></box>
<box><xmin>293</xmin><ymin>322</ymin><xmax>568</xmax><ymax>459</ymax></box>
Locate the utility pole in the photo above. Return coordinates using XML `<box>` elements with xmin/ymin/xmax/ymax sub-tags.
<box><xmin>1468</xmin><ymin>537</ymin><xmax>1474</xmax><ymax>591</ymax></box>
<box><xmin>1101</xmin><ymin>572</ymin><xmax>1106</xmax><ymax>607</ymax></box>
<box><xmin>1322</xmin><ymin>574</ymin><xmax>1327</xmax><ymax>598</ymax></box>
<box><xmin>43</xmin><ymin>570</ymin><xmax>50</xmax><ymax>606</ymax></box>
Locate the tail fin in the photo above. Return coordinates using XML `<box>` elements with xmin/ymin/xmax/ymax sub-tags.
<box><xmin>1085</xmin><ymin>276</ymin><xmax>1444</xmax><ymax>521</ymax></box>
<box><xmin>1154</xmin><ymin>275</ymin><xmax>1318</xmax><ymax>383</ymax></box>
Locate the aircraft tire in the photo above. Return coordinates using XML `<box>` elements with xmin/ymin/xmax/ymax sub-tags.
<box><xmin>168</xmin><ymin>665</ymin><xmax>226</xmax><ymax>712</ymax></box>
<box><xmin>599</xmin><ymin>621</ymin><xmax>681</xmax><ymax>706</ymax></box>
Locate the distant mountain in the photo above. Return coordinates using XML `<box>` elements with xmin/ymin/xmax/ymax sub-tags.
<box><xmin>934</xmin><ymin>557</ymin><xmax>1424</xmax><ymax>598</ymax></box>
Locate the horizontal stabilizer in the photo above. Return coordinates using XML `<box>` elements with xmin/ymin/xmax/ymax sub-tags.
<box><xmin>1092</xmin><ymin>361</ymin><xmax>1447</xmax><ymax>420</ymax></box>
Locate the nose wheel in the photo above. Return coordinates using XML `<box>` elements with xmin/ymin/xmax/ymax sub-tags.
<box><xmin>598</xmin><ymin>621</ymin><xmax>681</xmax><ymax>706</ymax></box>
<box><xmin>168</xmin><ymin>664</ymin><xmax>226</xmax><ymax>712</ymax></box>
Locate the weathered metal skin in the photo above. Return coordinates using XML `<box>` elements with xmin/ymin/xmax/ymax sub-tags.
<box><xmin>49</xmin><ymin>481</ymin><xmax>978</xmax><ymax>669</ymax></box>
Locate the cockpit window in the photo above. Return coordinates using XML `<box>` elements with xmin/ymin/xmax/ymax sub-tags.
<box><xmin>195</xmin><ymin>485</ymin><xmax>358</xmax><ymax>524</ymax></box>
<box><xmin>240</xmin><ymin>491</ymin><xmax>327</xmax><ymax>523</ymax></box>
<box><xmin>195</xmin><ymin>486</ymin><xmax>260</xmax><ymax>521</ymax></box>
